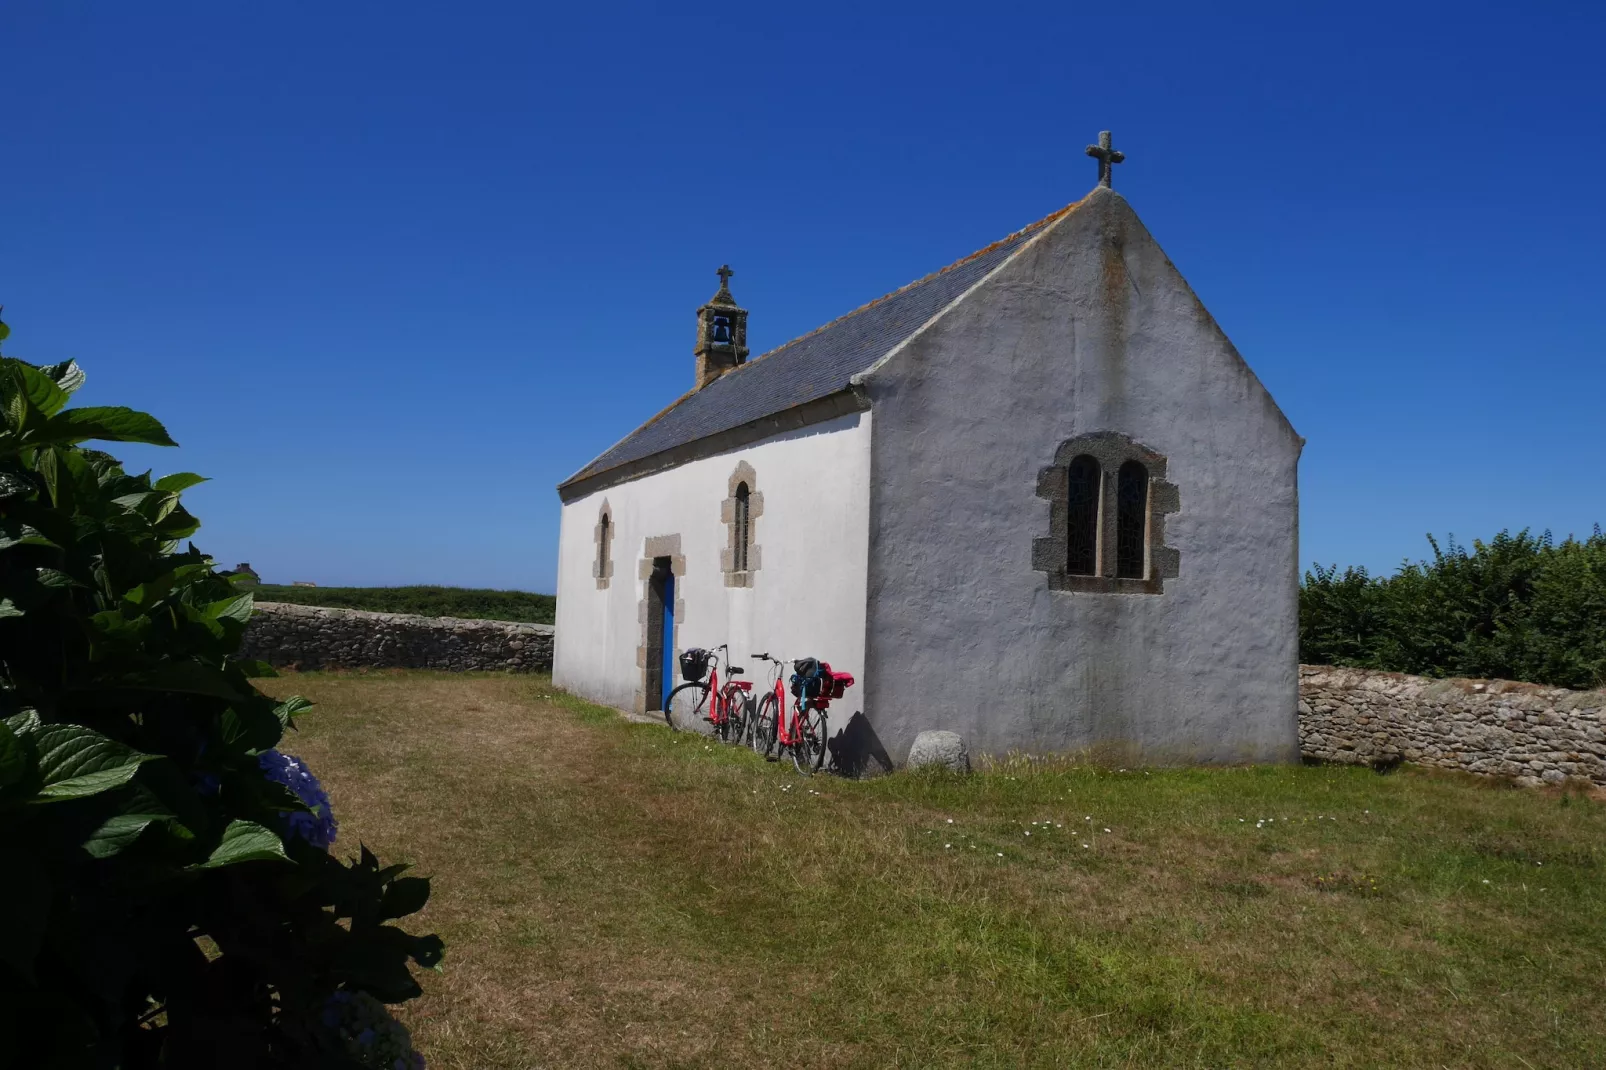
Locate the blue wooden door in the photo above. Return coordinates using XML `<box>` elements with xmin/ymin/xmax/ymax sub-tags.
<box><xmin>660</xmin><ymin>570</ymin><xmax>676</xmax><ymax>707</ymax></box>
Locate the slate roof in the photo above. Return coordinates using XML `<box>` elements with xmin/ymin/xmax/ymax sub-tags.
<box><xmin>561</xmin><ymin>200</ymin><xmax>1080</xmax><ymax>491</ymax></box>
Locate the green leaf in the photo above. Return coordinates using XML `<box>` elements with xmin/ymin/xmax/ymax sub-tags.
<box><xmin>7</xmin><ymin>361</ymin><xmax>70</xmax><ymax>420</ymax></box>
<box><xmin>0</xmin><ymin>319</ymin><xmax>9</xmax><ymax>342</ymax></box>
<box><xmin>206</xmin><ymin>593</ymin><xmax>254</xmax><ymax>624</ymax></box>
<box><xmin>154</xmin><ymin>471</ymin><xmax>207</xmax><ymax>493</ymax></box>
<box><xmin>5</xmin><ymin>709</ymin><xmax>42</xmax><ymax>736</ymax></box>
<box><xmin>40</xmin><ymin>360</ymin><xmax>85</xmax><ymax>396</ymax></box>
<box><xmin>199</xmin><ymin>819</ymin><xmax>289</xmax><ymax>868</ymax></box>
<box><xmin>379</xmin><ymin>876</ymin><xmax>431</xmax><ymax>921</ymax></box>
<box><xmin>82</xmin><ymin>814</ymin><xmax>161</xmax><ymax>859</ymax></box>
<box><xmin>0</xmin><ymin>598</ymin><xmax>23</xmax><ymax>619</ymax></box>
<box><xmin>273</xmin><ymin>696</ymin><xmax>313</xmax><ymax>729</ymax></box>
<box><xmin>35</xmin><ymin>567</ymin><xmax>75</xmax><ymax>589</ymax></box>
<box><xmin>0</xmin><ymin>519</ymin><xmax>57</xmax><ymax>551</ymax></box>
<box><xmin>0</xmin><ymin>721</ymin><xmax>32</xmax><ymax>789</ymax></box>
<box><xmin>32</xmin><ymin>723</ymin><xmax>159</xmax><ymax>802</ymax></box>
<box><xmin>111</xmin><ymin>490</ymin><xmax>158</xmax><ymax>511</ymax></box>
<box><xmin>37</xmin><ymin>406</ymin><xmax>177</xmax><ymax>447</ymax></box>
<box><xmin>220</xmin><ymin>701</ymin><xmax>284</xmax><ymax>754</ymax></box>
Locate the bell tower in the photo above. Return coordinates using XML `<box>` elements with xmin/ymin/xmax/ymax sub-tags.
<box><xmin>694</xmin><ymin>264</ymin><xmax>749</xmax><ymax>389</ymax></box>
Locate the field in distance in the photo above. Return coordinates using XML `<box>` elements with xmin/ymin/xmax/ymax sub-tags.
<box><xmin>253</xmin><ymin>584</ymin><xmax>554</xmax><ymax>624</ymax></box>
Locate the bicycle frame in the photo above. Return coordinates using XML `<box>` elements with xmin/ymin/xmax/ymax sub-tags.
<box><xmin>750</xmin><ymin>653</ymin><xmax>789</xmax><ymax>746</ymax></box>
<box><xmin>684</xmin><ymin>645</ymin><xmax>752</xmax><ymax>735</ymax></box>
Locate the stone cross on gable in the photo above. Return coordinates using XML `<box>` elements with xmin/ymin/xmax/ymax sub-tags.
<box><xmin>1085</xmin><ymin>130</ymin><xmax>1125</xmax><ymax>189</ymax></box>
<box><xmin>716</xmin><ymin>264</ymin><xmax>734</xmax><ymax>286</ymax></box>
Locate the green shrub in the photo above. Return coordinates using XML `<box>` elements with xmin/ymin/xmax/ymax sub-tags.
<box><xmin>0</xmin><ymin>318</ymin><xmax>442</xmax><ymax>1068</ymax></box>
<box><xmin>255</xmin><ymin>585</ymin><xmax>554</xmax><ymax>625</ymax></box>
<box><xmin>1300</xmin><ymin>529</ymin><xmax>1606</xmax><ymax>689</ymax></box>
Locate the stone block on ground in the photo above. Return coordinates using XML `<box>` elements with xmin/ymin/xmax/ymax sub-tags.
<box><xmin>907</xmin><ymin>730</ymin><xmax>970</xmax><ymax>773</ymax></box>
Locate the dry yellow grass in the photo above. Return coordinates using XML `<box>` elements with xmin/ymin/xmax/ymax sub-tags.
<box><xmin>263</xmin><ymin>671</ymin><xmax>1606</xmax><ymax>1069</ymax></box>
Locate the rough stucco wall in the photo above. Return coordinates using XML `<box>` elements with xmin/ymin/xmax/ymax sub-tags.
<box><xmin>242</xmin><ymin>602</ymin><xmax>553</xmax><ymax>672</ymax></box>
<box><xmin>858</xmin><ymin>187</ymin><xmax>1303</xmax><ymax>768</ymax></box>
<box><xmin>553</xmin><ymin>413</ymin><xmax>873</xmax><ymax>724</ymax></box>
<box><xmin>1299</xmin><ymin>665</ymin><xmax>1606</xmax><ymax>787</ymax></box>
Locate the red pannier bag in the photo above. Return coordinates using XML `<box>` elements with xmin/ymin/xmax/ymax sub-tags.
<box><xmin>828</xmin><ymin>670</ymin><xmax>854</xmax><ymax>699</ymax></box>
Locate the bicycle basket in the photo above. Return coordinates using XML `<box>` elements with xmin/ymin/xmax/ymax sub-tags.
<box><xmin>678</xmin><ymin>648</ymin><xmax>711</xmax><ymax>683</ymax></box>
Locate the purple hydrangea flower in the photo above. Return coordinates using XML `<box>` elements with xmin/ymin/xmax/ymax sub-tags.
<box><xmin>258</xmin><ymin>749</ymin><xmax>338</xmax><ymax>848</ymax></box>
<box><xmin>319</xmin><ymin>990</ymin><xmax>425</xmax><ymax>1069</ymax></box>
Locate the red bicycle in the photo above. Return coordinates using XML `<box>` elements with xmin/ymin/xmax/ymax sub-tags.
<box><xmin>747</xmin><ymin>652</ymin><xmax>789</xmax><ymax>760</ymax></box>
<box><xmin>777</xmin><ymin>657</ymin><xmax>854</xmax><ymax>775</ymax></box>
<box><xmin>664</xmin><ymin>645</ymin><xmax>752</xmax><ymax>742</ymax></box>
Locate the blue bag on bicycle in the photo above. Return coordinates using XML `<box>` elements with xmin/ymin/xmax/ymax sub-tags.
<box><xmin>790</xmin><ymin>657</ymin><xmax>825</xmax><ymax>699</ymax></box>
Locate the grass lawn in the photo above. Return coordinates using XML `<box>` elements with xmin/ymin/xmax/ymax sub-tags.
<box><xmin>262</xmin><ymin>672</ymin><xmax>1606</xmax><ymax>1069</ymax></box>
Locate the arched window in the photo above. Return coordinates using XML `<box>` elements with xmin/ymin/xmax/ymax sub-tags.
<box><xmin>593</xmin><ymin>505</ymin><xmax>614</xmax><ymax>589</ymax></box>
<box><xmin>1065</xmin><ymin>455</ymin><xmax>1100</xmax><ymax>576</ymax></box>
<box><xmin>1116</xmin><ymin>461</ymin><xmax>1149</xmax><ymax>579</ymax></box>
<box><xmin>1034</xmin><ymin>432</ymin><xmax>1178</xmax><ymax>594</ymax></box>
<box><xmin>733</xmin><ymin>482</ymin><xmax>751</xmax><ymax>572</ymax></box>
<box><xmin>722</xmin><ymin>463</ymin><xmax>762</xmax><ymax>587</ymax></box>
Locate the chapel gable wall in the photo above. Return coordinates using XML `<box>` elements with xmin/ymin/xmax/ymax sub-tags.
<box><xmin>856</xmin><ymin>189</ymin><xmax>1304</xmax><ymax>767</ymax></box>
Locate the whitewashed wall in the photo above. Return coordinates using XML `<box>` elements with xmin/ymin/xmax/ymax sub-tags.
<box><xmin>554</xmin><ymin>412</ymin><xmax>872</xmax><ymax>716</ymax></box>
<box><xmin>861</xmin><ymin>188</ymin><xmax>1303</xmax><ymax>767</ymax></box>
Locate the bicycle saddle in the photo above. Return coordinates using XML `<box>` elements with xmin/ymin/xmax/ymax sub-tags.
<box><xmin>728</xmin><ymin>666</ymin><xmax>744</xmax><ymax>675</ymax></box>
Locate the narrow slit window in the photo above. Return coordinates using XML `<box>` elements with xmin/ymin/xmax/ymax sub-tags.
<box><xmin>597</xmin><ymin>512</ymin><xmax>611</xmax><ymax>579</ymax></box>
<box><xmin>734</xmin><ymin>482</ymin><xmax>750</xmax><ymax>571</ymax></box>
<box><xmin>1065</xmin><ymin>455</ymin><xmax>1100</xmax><ymax>576</ymax></box>
<box><xmin>1116</xmin><ymin>461</ymin><xmax>1149</xmax><ymax>579</ymax></box>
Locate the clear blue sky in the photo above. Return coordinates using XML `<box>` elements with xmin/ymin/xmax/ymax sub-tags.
<box><xmin>4</xmin><ymin>3</ymin><xmax>1602</xmax><ymax>593</ymax></box>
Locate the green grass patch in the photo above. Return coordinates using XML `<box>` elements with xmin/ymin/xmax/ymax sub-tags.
<box><xmin>268</xmin><ymin>672</ymin><xmax>1606</xmax><ymax>1069</ymax></box>
<box><xmin>254</xmin><ymin>584</ymin><xmax>554</xmax><ymax>623</ymax></box>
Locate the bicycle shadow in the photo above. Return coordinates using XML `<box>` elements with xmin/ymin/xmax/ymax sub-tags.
<box><xmin>828</xmin><ymin>711</ymin><xmax>893</xmax><ymax>778</ymax></box>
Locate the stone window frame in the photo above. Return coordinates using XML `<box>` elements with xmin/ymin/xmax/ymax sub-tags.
<box><xmin>592</xmin><ymin>501</ymin><xmax>614</xmax><ymax>590</ymax></box>
<box><xmin>634</xmin><ymin>534</ymin><xmax>687</xmax><ymax>714</ymax></box>
<box><xmin>719</xmin><ymin>461</ymin><xmax>764</xmax><ymax>588</ymax></box>
<box><xmin>1032</xmin><ymin>432</ymin><xmax>1180</xmax><ymax>594</ymax></box>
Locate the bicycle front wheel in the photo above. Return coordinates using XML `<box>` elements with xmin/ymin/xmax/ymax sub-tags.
<box><xmin>722</xmin><ymin>691</ymin><xmax>751</xmax><ymax>745</ymax></box>
<box><xmin>791</xmin><ymin>707</ymin><xmax>828</xmax><ymax>775</ymax></box>
<box><xmin>664</xmin><ymin>682</ymin><xmax>712</xmax><ymax>734</ymax></box>
<box><xmin>750</xmin><ymin>693</ymin><xmax>778</xmax><ymax>758</ymax></box>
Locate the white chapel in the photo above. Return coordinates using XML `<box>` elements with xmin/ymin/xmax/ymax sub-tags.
<box><xmin>554</xmin><ymin>141</ymin><xmax>1303</xmax><ymax>773</ymax></box>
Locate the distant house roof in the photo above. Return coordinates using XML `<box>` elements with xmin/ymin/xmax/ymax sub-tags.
<box><xmin>559</xmin><ymin>200</ymin><xmax>1082</xmax><ymax>497</ymax></box>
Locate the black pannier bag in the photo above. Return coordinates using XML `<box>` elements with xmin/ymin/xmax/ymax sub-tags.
<box><xmin>790</xmin><ymin>657</ymin><xmax>824</xmax><ymax>699</ymax></box>
<box><xmin>679</xmin><ymin>648</ymin><xmax>711</xmax><ymax>683</ymax></box>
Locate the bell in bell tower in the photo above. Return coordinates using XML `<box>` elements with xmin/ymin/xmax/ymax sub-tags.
<box><xmin>694</xmin><ymin>264</ymin><xmax>749</xmax><ymax>389</ymax></box>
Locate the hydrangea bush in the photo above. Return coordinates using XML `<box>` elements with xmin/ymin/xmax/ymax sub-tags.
<box><xmin>0</xmin><ymin>316</ymin><xmax>442</xmax><ymax>1069</ymax></box>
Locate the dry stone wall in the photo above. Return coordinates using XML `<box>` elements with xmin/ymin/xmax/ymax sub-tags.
<box><xmin>1299</xmin><ymin>665</ymin><xmax>1606</xmax><ymax>787</ymax></box>
<box><xmin>243</xmin><ymin>602</ymin><xmax>553</xmax><ymax>673</ymax></box>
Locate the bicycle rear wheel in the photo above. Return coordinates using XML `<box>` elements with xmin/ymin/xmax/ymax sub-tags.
<box><xmin>750</xmin><ymin>693</ymin><xmax>778</xmax><ymax>758</ymax></box>
<box><xmin>791</xmin><ymin>707</ymin><xmax>828</xmax><ymax>775</ymax></box>
<box><xmin>664</xmin><ymin>682</ymin><xmax>712</xmax><ymax>734</ymax></box>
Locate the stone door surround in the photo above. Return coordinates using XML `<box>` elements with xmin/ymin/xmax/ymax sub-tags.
<box><xmin>634</xmin><ymin>533</ymin><xmax>687</xmax><ymax>713</ymax></box>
